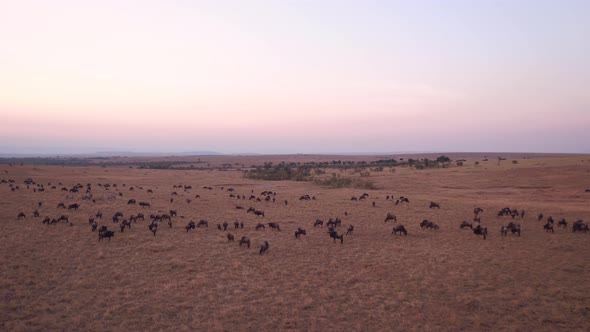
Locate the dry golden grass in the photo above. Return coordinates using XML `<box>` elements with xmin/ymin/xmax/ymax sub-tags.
<box><xmin>1</xmin><ymin>154</ymin><xmax>589</xmax><ymax>331</ymax></box>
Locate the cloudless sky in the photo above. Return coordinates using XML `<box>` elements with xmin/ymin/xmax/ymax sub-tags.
<box><xmin>1</xmin><ymin>0</ymin><xmax>588</xmax><ymax>154</ymax></box>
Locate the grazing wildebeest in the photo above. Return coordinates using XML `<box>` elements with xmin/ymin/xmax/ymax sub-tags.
<box><xmin>139</xmin><ymin>202</ymin><xmax>151</xmax><ymax>208</ymax></box>
<box><xmin>236</xmin><ymin>205</ymin><xmax>244</xmax><ymax>210</ymax></box>
<box><xmin>460</xmin><ymin>221</ymin><xmax>473</xmax><ymax>229</ymax></box>
<box><xmin>197</xmin><ymin>219</ymin><xmax>208</xmax><ymax>228</ymax></box>
<box><xmin>314</xmin><ymin>219</ymin><xmax>324</xmax><ymax>227</ymax></box>
<box><xmin>254</xmin><ymin>210</ymin><xmax>265</xmax><ymax>217</ymax></box>
<box><xmin>33</xmin><ymin>210</ymin><xmax>39</xmax><ymax>218</ymax></box>
<box><xmin>17</xmin><ymin>212</ymin><xmax>26</xmax><ymax>219</ymax></box>
<box><xmin>295</xmin><ymin>228</ymin><xmax>306</xmax><ymax>239</ymax></box>
<box><xmin>391</xmin><ymin>225</ymin><xmax>408</xmax><ymax>236</ymax></box>
<box><xmin>537</xmin><ymin>213</ymin><xmax>544</xmax><ymax>221</ymax></box>
<box><xmin>399</xmin><ymin>197</ymin><xmax>410</xmax><ymax>204</ymax></box>
<box><xmin>255</xmin><ymin>223</ymin><xmax>265</xmax><ymax>230</ymax></box>
<box><xmin>346</xmin><ymin>225</ymin><xmax>354</xmax><ymax>235</ymax></box>
<box><xmin>186</xmin><ymin>221</ymin><xmax>196</xmax><ymax>232</ymax></box>
<box><xmin>169</xmin><ymin>210</ymin><xmax>177</xmax><ymax>217</ymax></box>
<box><xmin>234</xmin><ymin>221</ymin><xmax>240</xmax><ymax>229</ymax></box>
<box><xmin>429</xmin><ymin>201</ymin><xmax>440</xmax><ymax>209</ymax></box>
<box><xmin>384</xmin><ymin>213</ymin><xmax>397</xmax><ymax>223</ymax></box>
<box><xmin>136</xmin><ymin>213</ymin><xmax>145</xmax><ymax>221</ymax></box>
<box><xmin>58</xmin><ymin>215</ymin><xmax>69</xmax><ymax>223</ymax></box>
<box><xmin>473</xmin><ymin>217</ymin><xmax>481</xmax><ymax>223</ymax></box>
<box><xmin>473</xmin><ymin>225</ymin><xmax>488</xmax><ymax>240</ymax></box>
<box><xmin>99</xmin><ymin>230</ymin><xmax>115</xmax><ymax>241</ymax></box>
<box><xmin>96</xmin><ymin>211</ymin><xmax>103</xmax><ymax>219</ymax></box>
<box><xmin>558</xmin><ymin>219</ymin><xmax>567</xmax><ymax>229</ymax></box>
<box><xmin>247</xmin><ymin>207</ymin><xmax>255</xmax><ymax>213</ymax></box>
<box><xmin>227</xmin><ymin>233</ymin><xmax>235</xmax><ymax>242</ymax></box>
<box><xmin>544</xmin><ymin>221</ymin><xmax>554</xmax><ymax>233</ymax></box>
<box><xmin>57</xmin><ymin>203</ymin><xmax>66</xmax><ymax>209</ymax></box>
<box><xmin>148</xmin><ymin>222</ymin><xmax>158</xmax><ymax>236</ymax></box>
<box><xmin>328</xmin><ymin>231</ymin><xmax>344</xmax><ymax>244</ymax></box>
<box><xmin>420</xmin><ymin>220</ymin><xmax>438</xmax><ymax>229</ymax></box>
<box><xmin>572</xmin><ymin>220</ymin><xmax>588</xmax><ymax>233</ymax></box>
<box><xmin>259</xmin><ymin>241</ymin><xmax>270</xmax><ymax>255</ymax></box>
<box><xmin>502</xmin><ymin>222</ymin><xmax>521</xmax><ymax>236</ymax></box>
<box><xmin>268</xmin><ymin>222</ymin><xmax>281</xmax><ymax>231</ymax></box>
<box><xmin>91</xmin><ymin>222</ymin><xmax>97</xmax><ymax>232</ymax></box>
<box><xmin>127</xmin><ymin>199</ymin><xmax>136</xmax><ymax>205</ymax></box>
<box><xmin>239</xmin><ymin>236</ymin><xmax>251</xmax><ymax>248</ymax></box>
<box><xmin>351</xmin><ymin>196</ymin><xmax>358</xmax><ymax>201</ymax></box>
<box><xmin>547</xmin><ymin>216</ymin><xmax>554</xmax><ymax>224</ymax></box>
<box><xmin>474</xmin><ymin>207</ymin><xmax>484</xmax><ymax>215</ymax></box>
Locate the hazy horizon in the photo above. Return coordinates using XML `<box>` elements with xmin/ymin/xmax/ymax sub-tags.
<box><xmin>1</xmin><ymin>1</ymin><xmax>589</xmax><ymax>154</ymax></box>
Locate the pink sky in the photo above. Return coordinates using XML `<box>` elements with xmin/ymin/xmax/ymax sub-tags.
<box><xmin>1</xmin><ymin>1</ymin><xmax>589</xmax><ymax>154</ymax></box>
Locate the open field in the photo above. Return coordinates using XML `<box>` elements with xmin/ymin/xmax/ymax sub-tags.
<box><xmin>1</xmin><ymin>154</ymin><xmax>590</xmax><ymax>331</ymax></box>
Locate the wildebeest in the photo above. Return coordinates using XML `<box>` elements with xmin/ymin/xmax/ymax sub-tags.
<box><xmin>234</xmin><ymin>221</ymin><xmax>240</xmax><ymax>229</ymax></box>
<box><xmin>502</xmin><ymin>222</ymin><xmax>521</xmax><ymax>236</ymax></box>
<box><xmin>17</xmin><ymin>212</ymin><xmax>25</xmax><ymax>219</ymax></box>
<box><xmin>139</xmin><ymin>202</ymin><xmax>151</xmax><ymax>208</ymax></box>
<box><xmin>557</xmin><ymin>219</ymin><xmax>567</xmax><ymax>229</ymax></box>
<box><xmin>473</xmin><ymin>225</ymin><xmax>488</xmax><ymax>239</ymax></box>
<box><xmin>314</xmin><ymin>219</ymin><xmax>324</xmax><ymax>227</ymax></box>
<box><xmin>255</xmin><ymin>223</ymin><xmax>265</xmax><ymax>230</ymax></box>
<box><xmin>259</xmin><ymin>241</ymin><xmax>270</xmax><ymax>255</ymax></box>
<box><xmin>148</xmin><ymin>222</ymin><xmax>158</xmax><ymax>236</ymax></box>
<box><xmin>169</xmin><ymin>210</ymin><xmax>177</xmax><ymax>217</ymax></box>
<box><xmin>346</xmin><ymin>225</ymin><xmax>354</xmax><ymax>235</ymax></box>
<box><xmin>295</xmin><ymin>228</ymin><xmax>306</xmax><ymax>239</ymax></box>
<box><xmin>544</xmin><ymin>221</ymin><xmax>554</xmax><ymax>233</ymax></box>
<box><xmin>268</xmin><ymin>222</ymin><xmax>281</xmax><ymax>231</ymax></box>
<box><xmin>420</xmin><ymin>220</ymin><xmax>439</xmax><ymax>230</ymax></box>
<box><xmin>572</xmin><ymin>220</ymin><xmax>588</xmax><ymax>233</ymax></box>
<box><xmin>474</xmin><ymin>207</ymin><xmax>484</xmax><ymax>215</ymax></box>
<box><xmin>227</xmin><ymin>233</ymin><xmax>235</xmax><ymax>242</ymax></box>
<box><xmin>222</xmin><ymin>222</ymin><xmax>228</xmax><ymax>230</ymax></box>
<box><xmin>197</xmin><ymin>219</ymin><xmax>208</xmax><ymax>228</ymax></box>
<box><xmin>537</xmin><ymin>213</ymin><xmax>544</xmax><ymax>221</ymax></box>
<box><xmin>99</xmin><ymin>230</ymin><xmax>115</xmax><ymax>241</ymax></box>
<box><xmin>96</xmin><ymin>211</ymin><xmax>103</xmax><ymax>219</ymax></box>
<box><xmin>127</xmin><ymin>199</ymin><xmax>136</xmax><ymax>205</ymax></box>
<box><xmin>391</xmin><ymin>225</ymin><xmax>408</xmax><ymax>236</ymax></box>
<box><xmin>136</xmin><ymin>213</ymin><xmax>145</xmax><ymax>221</ymax></box>
<box><xmin>239</xmin><ymin>236</ymin><xmax>251</xmax><ymax>248</ymax></box>
<box><xmin>33</xmin><ymin>210</ymin><xmax>39</xmax><ymax>218</ymax></box>
<box><xmin>57</xmin><ymin>215</ymin><xmax>69</xmax><ymax>223</ymax></box>
<box><xmin>328</xmin><ymin>231</ymin><xmax>344</xmax><ymax>244</ymax></box>
<box><xmin>57</xmin><ymin>203</ymin><xmax>66</xmax><ymax>209</ymax></box>
<box><xmin>91</xmin><ymin>221</ymin><xmax>97</xmax><ymax>232</ymax></box>
<box><xmin>186</xmin><ymin>221</ymin><xmax>196</xmax><ymax>232</ymax></box>
<box><xmin>429</xmin><ymin>201</ymin><xmax>440</xmax><ymax>209</ymax></box>
<box><xmin>460</xmin><ymin>221</ymin><xmax>473</xmax><ymax>229</ymax></box>
<box><xmin>384</xmin><ymin>213</ymin><xmax>397</xmax><ymax>223</ymax></box>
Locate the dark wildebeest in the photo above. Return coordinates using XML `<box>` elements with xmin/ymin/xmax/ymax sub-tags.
<box><xmin>67</xmin><ymin>203</ymin><xmax>80</xmax><ymax>210</ymax></box>
<box><xmin>473</xmin><ymin>217</ymin><xmax>481</xmax><ymax>223</ymax></box>
<box><xmin>255</xmin><ymin>223</ymin><xmax>265</xmax><ymax>230</ymax></box>
<box><xmin>148</xmin><ymin>222</ymin><xmax>158</xmax><ymax>236</ymax></box>
<box><xmin>186</xmin><ymin>221</ymin><xmax>196</xmax><ymax>232</ymax></box>
<box><xmin>314</xmin><ymin>219</ymin><xmax>324</xmax><ymax>227</ymax></box>
<box><xmin>222</xmin><ymin>222</ymin><xmax>228</xmax><ymax>230</ymax></box>
<box><xmin>234</xmin><ymin>221</ymin><xmax>240</xmax><ymax>229</ymax></box>
<box><xmin>351</xmin><ymin>196</ymin><xmax>358</xmax><ymax>201</ymax></box>
<box><xmin>557</xmin><ymin>219</ymin><xmax>567</xmax><ymax>229</ymax></box>
<box><xmin>346</xmin><ymin>225</ymin><xmax>354</xmax><ymax>235</ymax></box>
<box><xmin>33</xmin><ymin>210</ymin><xmax>39</xmax><ymax>218</ymax></box>
<box><xmin>170</xmin><ymin>210</ymin><xmax>177</xmax><ymax>217</ymax></box>
<box><xmin>429</xmin><ymin>201</ymin><xmax>440</xmax><ymax>209</ymax></box>
<box><xmin>474</xmin><ymin>207</ymin><xmax>484</xmax><ymax>216</ymax></box>
<box><xmin>99</xmin><ymin>230</ymin><xmax>115</xmax><ymax>241</ymax></box>
<box><xmin>227</xmin><ymin>233</ymin><xmax>235</xmax><ymax>242</ymax></box>
<box><xmin>254</xmin><ymin>210</ymin><xmax>265</xmax><ymax>217</ymax></box>
<box><xmin>544</xmin><ymin>221</ymin><xmax>554</xmax><ymax>233</ymax></box>
<box><xmin>328</xmin><ymin>231</ymin><xmax>344</xmax><ymax>244</ymax></box>
<box><xmin>572</xmin><ymin>220</ymin><xmax>588</xmax><ymax>233</ymax></box>
<box><xmin>460</xmin><ymin>221</ymin><xmax>473</xmax><ymax>229</ymax></box>
<box><xmin>295</xmin><ymin>228</ymin><xmax>306</xmax><ymax>239</ymax></box>
<box><xmin>391</xmin><ymin>225</ymin><xmax>408</xmax><ymax>236</ymax></box>
<box><xmin>197</xmin><ymin>219</ymin><xmax>208</xmax><ymax>228</ymax></box>
<box><xmin>127</xmin><ymin>199</ymin><xmax>136</xmax><ymax>205</ymax></box>
<box><xmin>537</xmin><ymin>213</ymin><xmax>544</xmax><ymax>221</ymax></box>
<box><xmin>502</xmin><ymin>222</ymin><xmax>521</xmax><ymax>236</ymax></box>
<box><xmin>136</xmin><ymin>213</ymin><xmax>144</xmax><ymax>221</ymax></box>
<box><xmin>259</xmin><ymin>241</ymin><xmax>270</xmax><ymax>255</ymax></box>
<box><xmin>384</xmin><ymin>213</ymin><xmax>397</xmax><ymax>223</ymax></box>
<box><xmin>96</xmin><ymin>211</ymin><xmax>103</xmax><ymax>219</ymax></box>
<box><xmin>58</xmin><ymin>215</ymin><xmax>69</xmax><ymax>223</ymax></box>
<box><xmin>473</xmin><ymin>225</ymin><xmax>488</xmax><ymax>240</ymax></box>
<box><xmin>57</xmin><ymin>203</ymin><xmax>66</xmax><ymax>209</ymax></box>
<box><xmin>91</xmin><ymin>222</ymin><xmax>97</xmax><ymax>232</ymax></box>
<box><xmin>17</xmin><ymin>212</ymin><xmax>26</xmax><ymax>219</ymax></box>
<box><xmin>420</xmin><ymin>220</ymin><xmax>439</xmax><ymax>229</ymax></box>
<box><xmin>268</xmin><ymin>222</ymin><xmax>281</xmax><ymax>231</ymax></box>
<box><xmin>139</xmin><ymin>202</ymin><xmax>151</xmax><ymax>208</ymax></box>
<box><xmin>239</xmin><ymin>236</ymin><xmax>251</xmax><ymax>248</ymax></box>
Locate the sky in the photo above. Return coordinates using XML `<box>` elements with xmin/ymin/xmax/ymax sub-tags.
<box><xmin>0</xmin><ymin>0</ymin><xmax>589</xmax><ymax>155</ymax></box>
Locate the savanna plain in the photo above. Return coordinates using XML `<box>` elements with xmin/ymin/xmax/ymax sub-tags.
<box><xmin>1</xmin><ymin>154</ymin><xmax>589</xmax><ymax>331</ymax></box>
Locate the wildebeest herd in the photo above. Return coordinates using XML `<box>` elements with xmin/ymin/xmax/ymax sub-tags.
<box><xmin>7</xmin><ymin>176</ymin><xmax>589</xmax><ymax>257</ymax></box>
